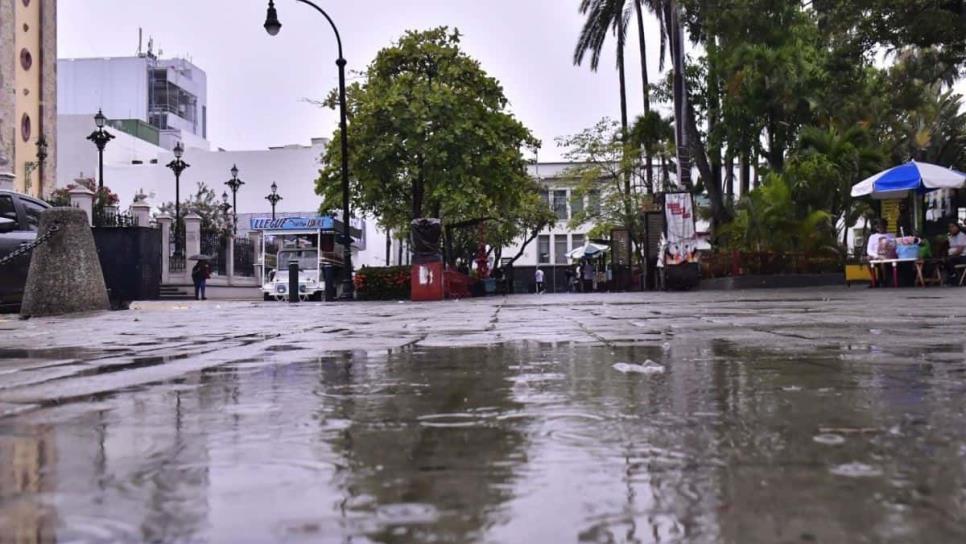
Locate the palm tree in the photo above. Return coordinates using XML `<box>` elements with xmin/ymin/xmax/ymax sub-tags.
<box><xmin>574</xmin><ymin>0</ymin><xmax>631</xmax><ymax>141</ymax></box>
<box><xmin>575</xmin><ymin>1</ymin><xmax>669</xmax><ymax>151</ymax></box>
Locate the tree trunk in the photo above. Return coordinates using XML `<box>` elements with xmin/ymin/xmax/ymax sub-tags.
<box><xmin>725</xmin><ymin>151</ymin><xmax>735</xmax><ymax>202</ymax></box>
<box><xmin>685</xmin><ymin>101</ymin><xmax>731</xmax><ymax>226</ymax></box>
<box><xmin>413</xmin><ymin>155</ymin><xmax>425</xmax><ymax>219</ymax></box>
<box><xmin>385</xmin><ymin>228</ymin><xmax>391</xmax><ymax>266</ymax></box>
<box><xmin>617</xmin><ymin>16</ymin><xmax>629</xmax><ymax>143</ymax></box>
<box><xmin>740</xmin><ymin>152</ymin><xmax>750</xmax><ymax>196</ymax></box>
<box><xmin>634</xmin><ymin>0</ymin><xmax>655</xmax><ymax>194</ymax></box>
<box><xmin>668</xmin><ymin>1</ymin><xmax>691</xmax><ymax>190</ymax></box>
<box><xmin>661</xmin><ymin>154</ymin><xmax>670</xmax><ymax>191</ymax></box>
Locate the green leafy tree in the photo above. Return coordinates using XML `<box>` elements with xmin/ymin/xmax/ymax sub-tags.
<box><xmin>558</xmin><ymin>118</ymin><xmax>649</xmax><ymax>266</ymax></box>
<box><xmin>315</xmin><ymin>28</ymin><xmax>541</xmax><ymax>264</ymax></box>
<box><xmin>157</xmin><ymin>182</ymin><xmax>231</xmax><ymax>234</ymax></box>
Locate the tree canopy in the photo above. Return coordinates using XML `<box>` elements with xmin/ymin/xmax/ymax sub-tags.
<box><xmin>316</xmin><ymin>27</ymin><xmax>541</xmax><ymax>256</ymax></box>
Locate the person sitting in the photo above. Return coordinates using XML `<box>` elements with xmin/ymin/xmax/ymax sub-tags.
<box><xmin>945</xmin><ymin>222</ymin><xmax>966</xmax><ymax>285</ymax></box>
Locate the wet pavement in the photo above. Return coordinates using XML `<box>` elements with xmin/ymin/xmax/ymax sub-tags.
<box><xmin>1</xmin><ymin>288</ymin><xmax>966</xmax><ymax>542</ymax></box>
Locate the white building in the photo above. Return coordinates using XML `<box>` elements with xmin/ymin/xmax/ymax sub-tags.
<box><xmin>58</xmin><ymin>54</ymin><xmax>209</xmax><ymax>151</ymax></box>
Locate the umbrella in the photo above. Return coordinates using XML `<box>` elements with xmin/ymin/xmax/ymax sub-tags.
<box><xmin>567</xmin><ymin>242</ymin><xmax>610</xmax><ymax>260</ymax></box>
<box><xmin>188</xmin><ymin>254</ymin><xmax>214</xmax><ymax>261</ymax></box>
<box><xmin>850</xmin><ymin>160</ymin><xmax>965</xmax><ymax>199</ymax></box>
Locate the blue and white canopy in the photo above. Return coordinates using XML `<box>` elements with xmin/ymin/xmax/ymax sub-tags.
<box><xmin>851</xmin><ymin>160</ymin><xmax>965</xmax><ymax>199</ymax></box>
<box><xmin>567</xmin><ymin>242</ymin><xmax>610</xmax><ymax>260</ymax></box>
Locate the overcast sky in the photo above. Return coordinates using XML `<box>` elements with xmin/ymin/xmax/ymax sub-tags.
<box><xmin>58</xmin><ymin>0</ymin><xmax>666</xmax><ymax>161</ymax></box>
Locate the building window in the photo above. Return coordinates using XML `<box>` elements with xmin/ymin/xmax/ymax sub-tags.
<box><xmin>537</xmin><ymin>235</ymin><xmax>550</xmax><ymax>264</ymax></box>
<box><xmin>20</xmin><ymin>49</ymin><xmax>32</xmax><ymax>71</ymax></box>
<box><xmin>552</xmin><ymin>190</ymin><xmax>568</xmax><ymax>220</ymax></box>
<box><xmin>554</xmin><ymin>235</ymin><xmax>568</xmax><ymax>264</ymax></box>
<box><xmin>572</xmin><ymin>234</ymin><xmax>585</xmax><ymax>250</ymax></box>
<box><xmin>539</xmin><ymin>189</ymin><xmax>549</xmax><ymax>209</ymax></box>
<box><xmin>570</xmin><ymin>192</ymin><xmax>584</xmax><ymax>217</ymax></box>
<box><xmin>588</xmin><ymin>190</ymin><xmax>601</xmax><ymax>215</ymax></box>
<box><xmin>20</xmin><ymin>114</ymin><xmax>31</xmax><ymax>142</ymax></box>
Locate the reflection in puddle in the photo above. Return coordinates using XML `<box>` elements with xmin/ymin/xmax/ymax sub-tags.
<box><xmin>1</xmin><ymin>341</ymin><xmax>965</xmax><ymax>542</ymax></box>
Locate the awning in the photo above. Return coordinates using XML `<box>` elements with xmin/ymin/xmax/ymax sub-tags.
<box><xmin>851</xmin><ymin>161</ymin><xmax>965</xmax><ymax>199</ymax></box>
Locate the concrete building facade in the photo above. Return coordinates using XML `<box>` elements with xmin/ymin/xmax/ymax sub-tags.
<box><xmin>0</xmin><ymin>0</ymin><xmax>56</xmax><ymax>197</ymax></box>
<box><xmin>58</xmin><ymin>54</ymin><xmax>209</xmax><ymax>152</ymax></box>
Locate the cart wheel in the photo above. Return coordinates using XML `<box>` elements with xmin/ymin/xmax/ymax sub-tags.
<box><xmin>263</xmin><ymin>293</ymin><xmax>272</xmax><ymax>301</ymax></box>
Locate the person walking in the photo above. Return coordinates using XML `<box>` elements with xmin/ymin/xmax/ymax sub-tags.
<box><xmin>192</xmin><ymin>259</ymin><xmax>211</xmax><ymax>300</ymax></box>
<box><xmin>582</xmin><ymin>260</ymin><xmax>594</xmax><ymax>293</ymax></box>
<box><xmin>534</xmin><ymin>268</ymin><xmax>545</xmax><ymax>294</ymax></box>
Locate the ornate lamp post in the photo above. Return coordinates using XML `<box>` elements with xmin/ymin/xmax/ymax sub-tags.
<box><xmin>220</xmin><ymin>191</ymin><xmax>233</xmax><ymax>233</ymax></box>
<box><xmin>225</xmin><ymin>164</ymin><xmax>244</xmax><ymax>234</ymax></box>
<box><xmin>86</xmin><ymin>109</ymin><xmax>115</xmax><ymax>195</ymax></box>
<box><xmin>24</xmin><ymin>134</ymin><xmax>48</xmax><ymax>195</ymax></box>
<box><xmin>265</xmin><ymin>181</ymin><xmax>282</xmax><ymax>220</ymax></box>
<box><xmin>166</xmin><ymin>142</ymin><xmax>190</xmax><ymax>255</ymax></box>
<box><xmin>265</xmin><ymin>0</ymin><xmax>354</xmax><ymax>298</ymax></box>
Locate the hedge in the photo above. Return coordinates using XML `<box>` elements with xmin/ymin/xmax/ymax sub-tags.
<box><xmin>354</xmin><ymin>266</ymin><xmax>411</xmax><ymax>300</ymax></box>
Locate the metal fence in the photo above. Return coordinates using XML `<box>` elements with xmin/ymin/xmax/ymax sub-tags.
<box><xmin>169</xmin><ymin>230</ymin><xmax>186</xmax><ymax>273</ymax></box>
<box><xmin>201</xmin><ymin>230</ymin><xmax>228</xmax><ymax>276</ymax></box>
<box><xmin>234</xmin><ymin>238</ymin><xmax>255</xmax><ymax>277</ymax></box>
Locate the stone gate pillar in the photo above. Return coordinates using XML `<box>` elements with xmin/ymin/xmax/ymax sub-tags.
<box><xmin>130</xmin><ymin>200</ymin><xmax>152</xmax><ymax>227</ymax></box>
<box><xmin>68</xmin><ymin>185</ymin><xmax>95</xmax><ymax>226</ymax></box>
<box><xmin>156</xmin><ymin>214</ymin><xmax>172</xmax><ymax>283</ymax></box>
<box><xmin>184</xmin><ymin>213</ymin><xmax>202</xmax><ymax>260</ymax></box>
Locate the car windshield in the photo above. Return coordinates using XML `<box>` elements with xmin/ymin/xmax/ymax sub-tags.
<box><xmin>277</xmin><ymin>249</ymin><xmax>318</xmax><ymax>271</ymax></box>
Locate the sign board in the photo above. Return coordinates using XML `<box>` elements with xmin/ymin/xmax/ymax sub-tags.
<box><xmin>881</xmin><ymin>199</ymin><xmax>901</xmax><ymax>235</ymax></box>
<box><xmin>611</xmin><ymin>228</ymin><xmax>631</xmax><ymax>266</ymax></box>
<box><xmin>663</xmin><ymin>192</ymin><xmax>698</xmax><ymax>266</ymax></box>
<box><xmin>665</xmin><ymin>193</ymin><xmax>696</xmax><ymax>243</ymax></box>
<box><xmin>250</xmin><ymin>216</ymin><xmax>334</xmax><ymax>231</ymax></box>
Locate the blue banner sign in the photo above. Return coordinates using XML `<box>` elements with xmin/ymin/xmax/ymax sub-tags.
<box><xmin>250</xmin><ymin>216</ymin><xmax>334</xmax><ymax>231</ymax></box>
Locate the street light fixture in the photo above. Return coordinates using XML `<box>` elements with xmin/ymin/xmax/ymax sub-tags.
<box><xmin>265</xmin><ymin>181</ymin><xmax>282</xmax><ymax>220</ymax></box>
<box><xmin>24</xmin><ymin>134</ymin><xmax>48</xmax><ymax>196</ymax></box>
<box><xmin>86</xmin><ymin>109</ymin><xmax>115</xmax><ymax>196</ymax></box>
<box><xmin>265</xmin><ymin>0</ymin><xmax>354</xmax><ymax>299</ymax></box>
<box><xmin>225</xmin><ymin>164</ymin><xmax>245</xmax><ymax>235</ymax></box>
<box><xmin>166</xmin><ymin>142</ymin><xmax>190</xmax><ymax>255</ymax></box>
<box><xmin>220</xmin><ymin>191</ymin><xmax>233</xmax><ymax>233</ymax></box>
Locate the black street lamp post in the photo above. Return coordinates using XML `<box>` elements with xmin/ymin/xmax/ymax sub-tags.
<box><xmin>220</xmin><ymin>191</ymin><xmax>233</xmax><ymax>232</ymax></box>
<box><xmin>166</xmin><ymin>142</ymin><xmax>190</xmax><ymax>255</ymax></box>
<box><xmin>265</xmin><ymin>0</ymin><xmax>354</xmax><ymax>299</ymax></box>
<box><xmin>265</xmin><ymin>181</ymin><xmax>282</xmax><ymax>220</ymax></box>
<box><xmin>86</xmin><ymin>109</ymin><xmax>115</xmax><ymax>199</ymax></box>
<box><xmin>24</xmin><ymin>134</ymin><xmax>48</xmax><ymax>196</ymax></box>
<box><xmin>225</xmin><ymin>164</ymin><xmax>244</xmax><ymax>235</ymax></box>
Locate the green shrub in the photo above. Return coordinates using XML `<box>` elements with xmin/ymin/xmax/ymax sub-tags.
<box><xmin>354</xmin><ymin>266</ymin><xmax>411</xmax><ymax>300</ymax></box>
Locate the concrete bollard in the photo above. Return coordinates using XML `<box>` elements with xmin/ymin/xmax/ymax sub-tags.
<box><xmin>20</xmin><ymin>208</ymin><xmax>110</xmax><ymax>317</ymax></box>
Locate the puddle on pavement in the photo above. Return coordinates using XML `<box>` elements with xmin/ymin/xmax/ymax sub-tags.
<box><xmin>1</xmin><ymin>341</ymin><xmax>966</xmax><ymax>543</ymax></box>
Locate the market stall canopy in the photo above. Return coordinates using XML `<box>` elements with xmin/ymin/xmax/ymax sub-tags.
<box><xmin>851</xmin><ymin>161</ymin><xmax>965</xmax><ymax>199</ymax></box>
<box><xmin>567</xmin><ymin>242</ymin><xmax>610</xmax><ymax>260</ymax></box>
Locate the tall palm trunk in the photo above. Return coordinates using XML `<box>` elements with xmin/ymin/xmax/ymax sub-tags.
<box><xmin>617</xmin><ymin>16</ymin><xmax>629</xmax><ymax>143</ymax></box>
<box><xmin>617</xmin><ymin>14</ymin><xmax>630</xmax><ymax>200</ymax></box>
<box><xmin>667</xmin><ymin>1</ymin><xmax>691</xmax><ymax>189</ymax></box>
<box><xmin>634</xmin><ymin>0</ymin><xmax>654</xmax><ymax>192</ymax></box>
<box><xmin>739</xmin><ymin>152</ymin><xmax>750</xmax><ymax>196</ymax></box>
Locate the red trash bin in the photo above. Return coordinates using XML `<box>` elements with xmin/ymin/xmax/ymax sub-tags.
<box><xmin>411</xmin><ymin>261</ymin><xmax>444</xmax><ymax>301</ymax></box>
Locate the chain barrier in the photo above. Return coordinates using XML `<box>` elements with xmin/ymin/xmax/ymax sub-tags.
<box><xmin>0</xmin><ymin>223</ymin><xmax>62</xmax><ymax>268</ymax></box>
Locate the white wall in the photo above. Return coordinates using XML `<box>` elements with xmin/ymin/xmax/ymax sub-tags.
<box><xmin>58</xmin><ymin>57</ymin><xmax>150</xmax><ymax>122</ymax></box>
<box><xmin>57</xmin><ymin>114</ymin><xmax>169</xmax><ymax>189</ymax></box>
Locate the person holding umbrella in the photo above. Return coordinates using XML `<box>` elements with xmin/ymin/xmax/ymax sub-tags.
<box><xmin>191</xmin><ymin>257</ymin><xmax>211</xmax><ymax>300</ymax></box>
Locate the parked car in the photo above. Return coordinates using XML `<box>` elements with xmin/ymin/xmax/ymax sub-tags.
<box><xmin>0</xmin><ymin>190</ymin><xmax>51</xmax><ymax>310</ymax></box>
